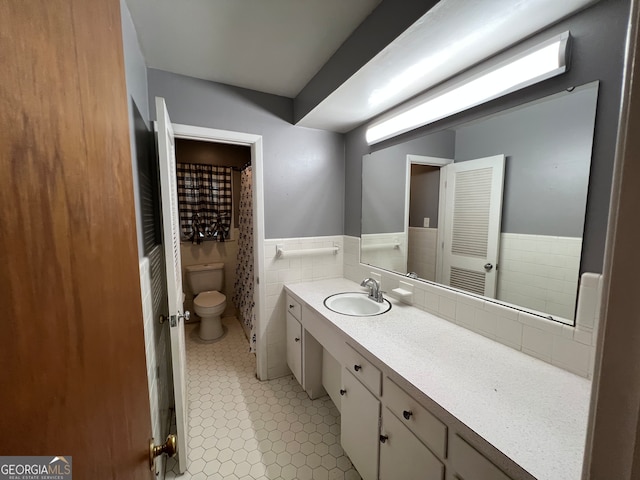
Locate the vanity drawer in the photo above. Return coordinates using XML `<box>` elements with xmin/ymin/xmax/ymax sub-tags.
<box><xmin>343</xmin><ymin>343</ymin><xmax>381</xmax><ymax>396</ymax></box>
<box><xmin>449</xmin><ymin>434</ymin><xmax>511</xmax><ymax>480</ymax></box>
<box><xmin>380</xmin><ymin>408</ymin><xmax>444</xmax><ymax>480</ymax></box>
<box><xmin>384</xmin><ymin>376</ymin><xmax>447</xmax><ymax>459</ymax></box>
<box><xmin>286</xmin><ymin>294</ymin><xmax>301</xmax><ymax>320</ymax></box>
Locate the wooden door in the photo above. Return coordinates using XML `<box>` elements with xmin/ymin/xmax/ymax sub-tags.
<box><xmin>0</xmin><ymin>1</ymin><xmax>153</xmax><ymax>479</ymax></box>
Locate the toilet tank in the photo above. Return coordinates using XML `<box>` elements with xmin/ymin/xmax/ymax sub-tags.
<box><xmin>185</xmin><ymin>263</ymin><xmax>224</xmax><ymax>294</ymax></box>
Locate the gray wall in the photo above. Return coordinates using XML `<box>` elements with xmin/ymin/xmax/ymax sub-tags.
<box><xmin>147</xmin><ymin>69</ymin><xmax>345</xmax><ymax>239</ymax></box>
<box><xmin>410</xmin><ymin>165</ymin><xmax>440</xmax><ymax>228</ymax></box>
<box><xmin>121</xmin><ymin>0</ymin><xmax>150</xmax><ymax>257</ymax></box>
<box><xmin>455</xmin><ymin>84</ymin><xmax>598</xmax><ymax>238</ymax></box>
<box><xmin>344</xmin><ymin>0</ymin><xmax>631</xmax><ymax>274</ymax></box>
<box><xmin>361</xmin><ymin>131</ymin><xmax>454</xmax><ymax>233</ymax></box>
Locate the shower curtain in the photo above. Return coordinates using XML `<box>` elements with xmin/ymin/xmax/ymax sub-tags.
<box><xmin>233</xmin><ymin>166</ymin><xmax>256</xmax><ymax>352</ymax></box>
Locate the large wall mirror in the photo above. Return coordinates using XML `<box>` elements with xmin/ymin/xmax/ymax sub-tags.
<box><xmin>361</xmin><ymin>81</ymin><xmax>599</xmax><ymax>325</ymax></box>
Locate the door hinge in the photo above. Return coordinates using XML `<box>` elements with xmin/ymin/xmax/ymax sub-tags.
<box><xmin>256</xmin><ymin>276</ymin><xmax>260</xmax><ymax>285</ymax></box>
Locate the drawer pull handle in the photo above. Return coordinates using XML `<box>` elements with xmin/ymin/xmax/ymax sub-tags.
<box><xmin>353</xmin><ymin>364</ymin><xmax>361</xmax><ymax>372</ymax></box>
<box><xmin>379</xmin><ymin>435</ymin><xmax>388</xmax><ymax>444</ymax></box>
<box><xmin>294</xmin><ymin>337</ymin><xmax>300</xmax><ymax>342</ymax></box>
<box><xmin>339</xmin><ymin>389</ymin><xmax>346</xmax><ymax>396</ymax></box>
<box><xmin>289</xmin><ymin>304</ymin><xmax>295</xmax><ymax>309</ymax></box>
<box><xmin>403</xmin><ymin>410</ymin><xmax>413</xmax><ymax>420</ymax></box>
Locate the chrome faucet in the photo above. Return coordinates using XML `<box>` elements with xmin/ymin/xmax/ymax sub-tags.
<box><xmin>361</xmin><ymin>278</ymin><xmax>384</xmax><ymax>303</ymax></box>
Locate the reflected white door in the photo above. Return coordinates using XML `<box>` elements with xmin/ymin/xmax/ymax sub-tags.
<box><xmin>156</xmin><ymin>97</ymin><xmax>189</xmax><ymax>473</ymax></box>
<box><xmin>441</xmin><ymin>155</ymin><xmax>505</xmax><ymax>297</ymax></box>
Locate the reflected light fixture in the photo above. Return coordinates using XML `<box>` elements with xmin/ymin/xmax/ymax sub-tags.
<box><xmin>366</xmin><ymin>31</ymin><xmax>571</xmax><ymax>144</ymax></box>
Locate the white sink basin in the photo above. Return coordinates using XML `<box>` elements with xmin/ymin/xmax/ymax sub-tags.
<box><xmin>323</xmin><ymin>292</ymin><xmax>392</xmax><ymax>316</ymax></box>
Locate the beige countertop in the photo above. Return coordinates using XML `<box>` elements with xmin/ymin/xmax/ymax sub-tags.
<box><xmin>285</xmin><ymin>278</ymin><xmax>591</xmax><ymax>480</ymax></box>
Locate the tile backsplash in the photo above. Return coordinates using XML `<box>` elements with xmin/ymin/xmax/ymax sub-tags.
<box><xmin>263</xmin><ymin>236</ymin><xmax>344</xmax><ymax>379</ymax></box>
<box><xmin>497</xmin><ymin>233</ymin><xmax>582</xmax><ymax>320</ymax></box>
<box><xmin>260</xmin><ymin>234</ymin><xmax>599</xmax><ymax>380</ymax></box>
<box><xmin>343</xmin><ymin>235</ymin><xmax>600</xmax><ymax>379</ymax></box>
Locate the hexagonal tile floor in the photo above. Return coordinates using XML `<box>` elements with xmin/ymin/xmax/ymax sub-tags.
<box><xmin>165</xmin><ymin>316</ymin><xmax>362</xmax><ymax>480</ymax></box>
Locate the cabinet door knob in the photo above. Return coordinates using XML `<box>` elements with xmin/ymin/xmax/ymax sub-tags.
<box><xmin>353</xmin><ymin>364</ymin><xmax>361</xmax><ymax>372</ymax></box>
<box><xmin>403</xmin><ymin>410</ymin><xmax>413</xmax><ymax>420</ymax></box>
<box><xmin>379</xmin><ymin>435</ymin><xmax>388</xmax><ymax>444</ymax></box>
<box><xmin>294</xmin><ymin>337</ymin><xmax>300</xmax><ymax>342</ymax></box>
<box><xmin>289</xmin><ymin>304</ymin><xmax>295</xmax><ymax>309</ymax></box>
<box><xmin>339</xmin><ymin>389</ymin><xmax>346</xmax><ymax>396</ymax></box>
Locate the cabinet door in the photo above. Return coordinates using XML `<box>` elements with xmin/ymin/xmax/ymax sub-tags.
<box><xmin>341</xmin><ymin>369</ymin><xmax>381</xmax><ymax>480</ymax></box>
<box><xmin>286</xmin><ymin>312</ymin><xmax>303</xmax><ymax>385</ymax></box>
<box><xmin>380</xmin><ymin>409</ymin><xmax>444</xmax><ymax>480</ymax></box>
<box><xmin>449</xmin><ymin>434</ymin><xmax>511</xmax><ymax>480</ymax></box>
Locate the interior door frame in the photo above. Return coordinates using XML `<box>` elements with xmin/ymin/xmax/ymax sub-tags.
<box><xmin>404</xmin><ymin>154</ymin><xmax>453</xmax><ymax>282</ymax></box>
<box><xmin>171</xmin><ymin>123</ymin><xmax>268</xmax><ymax>380</ymax></box>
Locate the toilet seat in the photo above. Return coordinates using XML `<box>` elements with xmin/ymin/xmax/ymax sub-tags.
<box><xmin>194</xmin><ymin>290</ymin><xmax>226</xmax><ymax>308</ymax></box>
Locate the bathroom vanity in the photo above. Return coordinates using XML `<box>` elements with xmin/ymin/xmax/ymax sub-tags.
<box><xmin>284</xmin><ymin>278</ymin><xmax>591</xmax><ymax>480</ymax></box>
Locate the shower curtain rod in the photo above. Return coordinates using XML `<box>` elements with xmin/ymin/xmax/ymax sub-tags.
<box><xmin>232</xmin><ymin>162</ymin><xmax>251</xmax><ymax>172</ymax></box>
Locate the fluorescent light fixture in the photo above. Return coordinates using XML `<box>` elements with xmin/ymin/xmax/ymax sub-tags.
<box><xmin>366</xmin><ymin>31</ymin><xmax>571</xmax><ymax>144</ymax></box>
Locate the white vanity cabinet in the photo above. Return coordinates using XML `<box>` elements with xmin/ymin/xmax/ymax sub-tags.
<box><xmin>285</xmin><ymin>295</ymin><xmax>303</xmax><ymax>385</ymax></box>
<box><xmin>379</xmin><ymin>408</ymin><xmax>444</xmax><ymax>480</ymax></box>
<box><xmin>286</xmin><ymin>311</ymin><xmax>303</xmax><ymax>386</ymax></box>
<box><xmin>448</xmin><ymin>434</ymin><xmax>511</xmax><ymax>480</ymax></box>
<box><xmin>286</xmin><ymin>295</ymin><xmax>326</xmax><ymax>398</ymax></box>
<box><xmin>284</xmin><ymin>284</ymin><xmax>524</xmax><ymax>480</ymax></box>
<box><xmin>341</xmin><ymin>368</ymin><xmax>381</xmax><ymax>480</ymax></box>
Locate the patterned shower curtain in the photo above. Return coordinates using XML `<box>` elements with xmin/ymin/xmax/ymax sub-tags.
<box><xmin>233</xmin><ymin>166</ymin><xmax>256</xmax><ymax>352</ymax></box>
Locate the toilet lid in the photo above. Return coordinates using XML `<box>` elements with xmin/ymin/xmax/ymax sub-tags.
<box><xmin>195</xmin><ymin>291</ymin><xmax>226</xmax><ymax>308</ymax></box>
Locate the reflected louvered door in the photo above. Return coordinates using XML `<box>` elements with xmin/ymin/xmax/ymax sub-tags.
<box><xmin>441</xmin><ymin>155</ymin><xmax>505</xmax><ymax>297</ymax></box>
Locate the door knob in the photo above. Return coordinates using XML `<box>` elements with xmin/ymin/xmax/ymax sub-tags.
<box><xmin>294</xmin><ymin>337</ymin><xmax>300</xmax><ymax>342</ymax></box>
<box><xmin>353</xmin><ymin>364</ymin><xmax>361</xmax><ymax>372</ymax></box>
<box><xmin>339</xmin><ymin>389</ymin><xmax>346</xmax><ymax>396</ymax></box>
<box><xmin>484</xmin><ymin>263</ymin><xmax>493</xmax><ymax>272</ymax></box>
<box><xmin>379</xmin><ymin>435</ymin><xmax>388</xmax><ymax>444</ymax></box>
<box><xmin>149</xmin><ymin>434</ymin><xmax>177</xmax><ymax>471</ymax></box>
<box><xmin>170</xmin><ymin>311</ymin><xmax>190</xmax><ymax>327</ymax></box>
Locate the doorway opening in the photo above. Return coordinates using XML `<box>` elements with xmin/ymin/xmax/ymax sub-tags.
<box><xmin>175</xmin><ymin>138</ymin><xmax>254</xmax><ymax>347</ymax></box>
<box><xmin>172</xmin><ymin>123</ymin><xmax>267</xmax><ymax>380</ymax></box>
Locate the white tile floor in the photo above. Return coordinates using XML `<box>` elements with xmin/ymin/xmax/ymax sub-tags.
<box><xmin>165</xmin><ymin>317</ymin><xmax>361</xmax><ymax>480</ymax></box>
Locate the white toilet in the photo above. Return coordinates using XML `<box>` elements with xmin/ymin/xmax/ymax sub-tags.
<box><xmin>185</xmin><ymin>263</ymin><xmax>227</xmax><ymax>341</ymax></box>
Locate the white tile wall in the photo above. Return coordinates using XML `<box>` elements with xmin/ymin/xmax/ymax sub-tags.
<box><xmin>407</xmin><ymin>227</ymin><xmax>438</xmax><ymax>281</ymax></box>
<box><xmin>497</xmin><ymin>233</ymin><xmax>582</xmax><ymax>321</ymax></box>
<box><xmin>263</xmin><ymin>236</ymin><xmax>344</xmax><ymax>379</ymax></box>
<box><xmin>343</xmin><ymin>236</ymin><xmax>601</xmax><ymax>379</ymax></box>
<box><xmin>140</xmin><ymin>257</ymin><xmax>166</xmax><ymax>480</ymax></box>
<box><xmin>360</xmin><ymin>232</ymin><xmax>407</xmax><ymax>274</ymax></box>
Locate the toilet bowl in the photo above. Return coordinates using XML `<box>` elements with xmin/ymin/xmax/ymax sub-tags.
<box><xmin>194</xmin><ymin>290</ymin><xmax>226</xmax><ymax>341</ymax></box>
<box><xmin>185</xmin><ymin>263</ymin><xmax>227</xmax><ymax>341</ymax></box>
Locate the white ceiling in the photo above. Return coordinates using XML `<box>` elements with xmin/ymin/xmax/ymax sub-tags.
<box><xmin>125</xmin><ymin>0</ymin><xmax>381</xmax><ymax>98</ymax></box>
<box><xmin>126</xmin><ymin>0</ymin><xmax>599</xmax><ymax>132</ymax></box>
